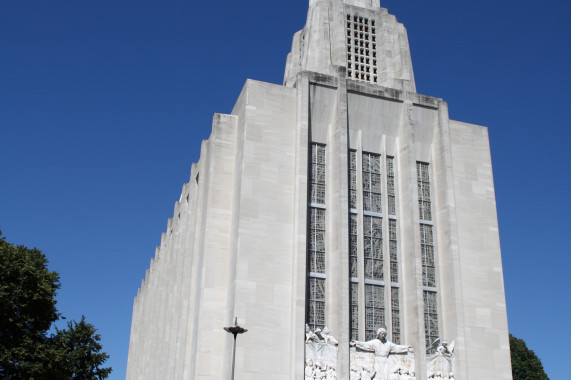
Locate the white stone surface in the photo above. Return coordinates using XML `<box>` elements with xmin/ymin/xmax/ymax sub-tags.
<box><xmin>126</xmin><ymin>1</ymin><xmax>512</xmax><ymax>379</ymax></box>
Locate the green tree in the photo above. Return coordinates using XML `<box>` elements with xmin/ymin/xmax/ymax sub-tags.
<box><xmin>0</xmin><ymin>233</ymin><xmax>111</xmax><ymax>379</ymax></box>
<box><xmin>510</xmin><ymin>333</ymin><xmax>549</xmax><ymax>380</ymax></box>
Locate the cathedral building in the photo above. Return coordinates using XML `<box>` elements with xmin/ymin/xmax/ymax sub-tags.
<box><xmin>126</xmin><ymin>1</ymin><xmax>512</xmax><ymax>379</ymax></box>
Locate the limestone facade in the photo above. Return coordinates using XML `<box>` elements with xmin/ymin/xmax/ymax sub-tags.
<box><xmin>126</xmin><ymin>1</ymin><xmax>512</xmax><ymax>379</ymax></box>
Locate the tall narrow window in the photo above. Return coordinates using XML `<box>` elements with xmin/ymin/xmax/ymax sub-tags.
<box><xmin>308</xmin><ymin>278</ymin><xmax>325</xmax><ymax>330</ymax></box>
<box><xmin>387</xmin><ymin>157</ymin><xmax>400</xmax><ymax>343</ymax></box>
<box><xmin>349</xmin><ymin>150</ymin><xmax>357</xmax><ymax>210</ymax></box>
<box><xmin>350</xmin><ymin>214</ymin><xmax>358</xmax><ymax>279</ymax></box>
<box><xmin>389</xmin><ymin>219</ymin><xmax>398</xmax><ymax>283</ymax></box>
<box><xmin>363</xmin><ymin>216</ymin><xmax>383</xmax><ymax>281</ymax></box>
<box><xmin>365</xmin><ymin>284</ymin><xmax>384</xmax><ymax>341</ymax></box>
<box><xmin>311</xmin><ymin>144</ymin><xmax>326</xmax><ymax>205</ymax></box>
<box><xmin>417</xmin><ymin>162</ymin><xmax>439</xmax><ymax>352</ymax></box>
<box><xmin>349</xmin><ymin>150</ymin><xmax>359</xmax><ymax>340</ymax></box>
<box><xmin>307</xmin><ymin>144</ymin><xmax>327</xmax><ymax>331</ymax></box>
<box><xmin>391</xmin><ymin>287</ymin><xmax>401</xmax><ymax>344</ymax></box>
<box><xmin>387</xmin><ymin>157</ymin><xmax>396</xmax><ymax>216</ymax></box>
<box><xmin>417</xmin><ymin>162</ymin><xmax>431</xmax><ymax>221</ymax></box>
<box><xmin>363</xmin><ymin>153</ymin><xmax>382</xmax><ymax>213</ymax></box>
<box><xmin>351</xmin><ymin>282</ymin><xmax>359</xmax><ymax>340</ymax></box>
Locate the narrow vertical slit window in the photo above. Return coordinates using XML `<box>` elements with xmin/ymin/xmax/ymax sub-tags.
<box><xmin>417</xmin><ymin>162</ymin><xmax>439</xmax><ymax>352</ymax></box>
<box><xmin>350</xmin><ymin>214</ymin><xmax>358</xmax><ymax>278</ymax></box>
<box><xmin>365</xmin><ymin>284</ymin><xmax>385</xmax><ymax>341</ymax></box>
<box><xmin>387</xmin><ymin>157</ymin><xmax>396</xmax><ymax>215</ymax></box>
<box><xmin>363</xmin><ymin>152</ymin><xmax>382</xmax><ymax>213</ymax></box>
<box><xmin>364</xmin><ymin>216</ymin><xmax>383</xmax><ymax>281</ymax></box>
<box><xmin>351</xmin><ymin>282</ymin><xmax>359</xmax><ymax>340</ymax></box>
<box><xmin>391</xmin><ymin>287</ymin><xmax>401</xmax><ymax>344</ymax></box>
<box><xmin>349</xmin><ymin>150</ymin><xmax>357</xmax><ymax>210</ymax></box>
<box><xmin>307</xmin><ymin>143</ymin><xmax>327</xmax><ymax>331</ymax></box>
<box><xmin>389</xmin><ymin>219</ymin><xmax>398</xmax><ymax>283</ymax></box>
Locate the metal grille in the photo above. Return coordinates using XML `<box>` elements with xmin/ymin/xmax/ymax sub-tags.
<box><xmin>309</xmin><ymin>208</ymin><xmax>326</xmax><ymax>274</ymax></box>
<box><xmin>349</xmin><ymin>150</ymin><xmax>357</xmax><ymax>210</ymax></box>
<box><xmin>364</xmin><ymin>216</ymin><xmax>383</xmax><ymax>281</ymax></box>
<box><xmin>345</xmin><ymin>14</ymin><xmax>378</xmax><ymax>84</ymax></box>
<box><xmin>420</xmin><ymin>224</ymin><xmax>436</xmax><ymax>288</ymax></box>
<box><xmin>351</xmin><ymin>282</ymin><xmax>359</xmax><ymax>340</ymax></box>
<box><xmin>307</xmin><ymin>277</ymin><xmax>326</xmax><ymax>330</ymax></box>
<box><xmin>350</xmin><ymin>214</ymin><xmax>358</xmax><ymax>278</ymax></box>
<box><xmin>387</xmin><ymin>157</ymin><xmax>396</xmax><ymax>215</ymax></box>
<box><xmin>391</xmin><ymin>287</ymin><xmax>401</xmax><ymax>344</ymax></box>
<box><xmin>311</xmin><ymin>144</ymin><xmax>326</xmax><ymax>205</ymax></box>
<box><xmin>416</xmin><ymin>162</ymin><xmax>431</xmax><ymax>221</ymax></box>
<box><xmin>365</xmin><ymin>284</ymin><xmax>385</xmax><ymax>341</ymax></box>
<box><xmin>363</xmin><ymin>152</ymin><xmax>382</xmax><ymax>213</ymax></box>
<box><xmin>424</xmin><ymin>291</ymin><xmax>439</xmax><ymax>353</ymax></box>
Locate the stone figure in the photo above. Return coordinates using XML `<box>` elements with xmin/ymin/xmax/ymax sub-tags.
<box><xmin>350</xmin><ymin>363</ymin><xmax>362</xmax><ymax>380</ymax></box>
<box><xmin>409</xmin><ymin>371</ymin><xmax>416</xmax><ymax>380</ymax></box>
<box><xmin>312</xmin><ymin>362</ymin><xmax>326</xmax><ymax>379</ymax></box>
<box><xmin>305</xmin><ymin>359</ymin><xmax>314</xmax><ymax>380</ymax></box>
<box><xmin>321</xmin><ymin>327</ymin><xmax>339</xmax><ymax>346</ymax></box>
<box><xmin>306</xmin><ymin>324</ymin><xmax>321</xmax><ymax>342</ymax></box>
<box><xmin>427</xmin><ymin>339</ymin><xmax>455</xmax><ymax>377</ymax></box>
<box><xmin>351</xmin><ymin>327</ymin><xmax>413</xmax><ymax>380</ymax></box>
<box><xmin>436</xmin><ymin>341</ymin><xmax>454</xmax><ymax>360</ymax></box>
<box><xmin>360</xmin><ymin>364</ymin><xmax>376</xmax><ymax>380</ymax></box>
<box><xmin>447</xmin><ymin>372</ymin><xmax>455</xmax><ymax>380</ymax></box>
<box><xmin>325</xmin><ymin>364</ymin><xmax>337</xmax><ymax>380</ymax></box>
<box><xmin>434</xmin><ymin>371</ymin><xmax>442</xmax><ymax>380</ymax></box>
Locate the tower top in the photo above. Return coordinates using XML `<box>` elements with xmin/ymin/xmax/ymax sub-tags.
<box><xmin>284</xmin><ymin>0</ymin><xmax>415</xmax><ymax>92</ymax></box>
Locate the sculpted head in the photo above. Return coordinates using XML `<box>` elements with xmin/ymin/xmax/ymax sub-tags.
<box><xmin>376</xmin><ymin>327</ymin><xmax>387</xmax><ymax>340</ymax></box>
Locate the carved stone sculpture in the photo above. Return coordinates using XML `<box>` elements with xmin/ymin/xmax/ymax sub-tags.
<box><xmin>305</xmin><ymin>326</ymin><xmax>339</xmax><ymax>378</ymax></box>
<box><xmin>350</xmin><ymin>327</ymin><xmax>414</xmax><ymax>380</ymax></box>
<box><xmin>427</xmin><ymin>339</ymin><xmax>455</xmax><ymax>378</ymax></box>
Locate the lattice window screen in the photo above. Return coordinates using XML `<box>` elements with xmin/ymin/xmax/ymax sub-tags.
<box><xmin>417</xmin><ymin>161</ymin><xmax>440</xmax><ymax>352</ymax></box>
<box><xmin>345</xmin><ymin>14</ymin><xmax>378</xmax><ymax>84</ymax></box>
<box><xmin>365</xmin><ymin>284</ymin><xmax>385</xmax><ymax>341</ymax></box>
<box><xmin>363</xmin><ymin>153</ymin><xmax>382</xmax><ymax>213</ymax></box>
<box><xmin>309</xmin><ymin>208</ymin><xmax>326</xmax><ymax>274</ymax></box>
<box><xmin>420</xmin><ymin>224</ymin><xmax>436</xmax><ymax>288</ymax></box>
<box><xmin>417</xmin><ymin>162</ymin><xmax>432</xmax><ymax>221</ymax></box>
<box><xmin>350</xmin><ymin>214</ymin><xmax>358</xmax><ymax>278</ymax></box>
<box><xmin>349</xmin><ymin>150</ymin><xmax>357</xmax><ymax>210</ymax></box>
<box><xmin>307</xmin><ymin>143</ymin><xmax>327</xmax><ymax>331</ymax></box>
<box><xmin>389</xmin><ymin>219</ymin><xmax>398</xmax><ymax>283</ymax></box>
<box><xmin>391</xmin><ymin>287</ymin><xmax>401</xmax><ymax>344</ymax></box>
<box><xmin>364</xmin><ymin>215</ymin><xmax>383</xmax><ymax>281</ymax></box>
<box><xmin>311</xmin><ymin>144</ymin><xmax>326</xmax><ymax>205</ymax></box>
<box><xmin>424</xmin><ymin>291</ymin><xmax>439</xmax><ymax>353</ymax></box>
<box><xmin>351</xmin><ymin>282</ymin><xmax>359</xmax><ymax>340</ymax></box>
<box><xmin>387</xmin><ymin>157</ymin><xmax>396</xmax><ymax>215</ymax></box>
<box><xmin>308</xmin><ymin>277</ymin><xmax>326</xmax><ymax>330</ymax></box>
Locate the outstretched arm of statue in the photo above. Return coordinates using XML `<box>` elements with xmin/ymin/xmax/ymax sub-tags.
<box><xmin>389</xmin><ymin>343</ymin><xmax>414</xmax><ymax>354</ymax></box>
<box><xmin>350</xmin><ymin>340</ymin><xmax>375</xmax><ymax>352</ymax></box>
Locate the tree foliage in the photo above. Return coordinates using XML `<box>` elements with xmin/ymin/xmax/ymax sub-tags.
<box><xmin>510</xmin><ymin>333</ymin><xmax>549</xmax><ymax>380</ymax></box>
<box><xmin>0</xmin><ymin>233</ymin><xmax>111</xmax><ymax>379</ymax></box>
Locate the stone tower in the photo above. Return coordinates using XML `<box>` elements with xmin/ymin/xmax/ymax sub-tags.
<box><xmin>126</xmin><ymin>1</ymin><xmax>512</xmax><ymax>379</ymax></box>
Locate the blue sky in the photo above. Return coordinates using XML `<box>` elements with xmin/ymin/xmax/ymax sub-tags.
<box><xmin>1</xmin><ymin>0</ymin><xmax>569</xmax><ymax>378</ymax></box>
